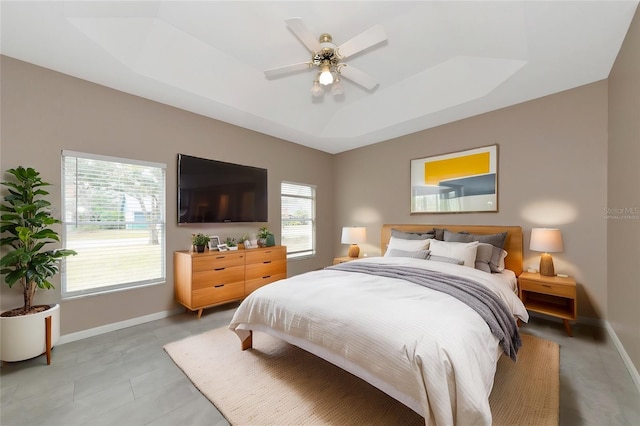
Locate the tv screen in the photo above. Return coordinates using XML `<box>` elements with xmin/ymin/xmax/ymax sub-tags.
<box><xmin>177</xmin><ymin>154</ymin><xmax>267</xmax><ymax>223</ymax></box>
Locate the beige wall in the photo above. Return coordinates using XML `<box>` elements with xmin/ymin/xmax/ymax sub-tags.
<box><xmin>334</xmin><ymin>81</ymin><xmax>609</xmax><ymax>320</ymax></box>
<box><xmin>0</xmin><ymin>56</ymin><xmax>334</xmax><ymax>335</ymax></box>
<box><xmin>608</xmin><ymin>6</ymin><xmax>640</xmax><ymax>374</ymax></box>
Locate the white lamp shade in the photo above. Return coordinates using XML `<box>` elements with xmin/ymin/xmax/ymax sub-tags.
<box><xmin>530</xmin><ymin>228</ymin><xmax>563</xmax><ymax>253</ymax></box>
<box><xmin>341</xmin><ymin>227</ymin><xmax>367</xmax><ymax>244</ymax></box>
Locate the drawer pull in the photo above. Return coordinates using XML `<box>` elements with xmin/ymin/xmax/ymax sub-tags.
<box><xmin>262</xmin><ymin>275</ymin><xmax>271</xmax><ymax>279</ymax></box>
<box><xmin>215</xmin><ymin>256</ymin><xmax>226</xmax><ymax>260</ymax></box>
<box><xmin>542</xmin><ymin>284</ymin><xmax>552</xmax><ymax>288</ymax></box>
<box><xmin>263</xmin><ymin>261</ymin><xmax>272</xmax><ymax>264</ymax></box>
<box><xmin>214</xmin><ymin>284</ymin><xmax>225</xmax><ymax>288</ymax></box>
<box><xmin>264</xmin><ymin>251</ymin><xmax>272</xmax><ymax>254</ymax></box>
<box><xmin>214</xmin><ymin>267</ymin><xmax>225</xmax><ymax>271</ymax></box>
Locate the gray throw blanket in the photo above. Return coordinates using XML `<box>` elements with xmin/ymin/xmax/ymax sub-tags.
<box><xmin>329</xmin><ymin>262</ymin><xmax>522</xmax><ymax>361</ymax></box>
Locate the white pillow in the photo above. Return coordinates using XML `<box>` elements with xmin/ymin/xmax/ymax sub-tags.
<box><xmin>384</xmin><ymin>236</ymin><xmax>431</xmax><ymax>257</ymax></box>
<box><xmin>428</xmin><ymin>240</ymin><xmax>479</xmax><ymax>268</ymax></box>
<box><xmin>497</xmin><ymin>249</ymin><xmax>508</xmax><ymax>271</ymax></box>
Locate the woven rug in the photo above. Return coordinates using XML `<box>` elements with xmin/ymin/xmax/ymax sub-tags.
<box><xmin>164</xmin><ymin>328</ymin><xmax>559</xmax><ymax>425</ymax></box>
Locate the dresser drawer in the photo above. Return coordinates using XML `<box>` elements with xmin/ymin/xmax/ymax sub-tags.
<box><xmin>246</xmin><ymin>247</ymin><xmax>286</xmax><ymax>264</ymax></box>
<box><xmin>192</xmin><ymin>253</ymin><xmax>245</xmax><ymax>272</ymax></box>
<box><xmin>192</xmin><ymin>266</ymin><xmax>244</xmax><ymax>291</ymax></box>
<box><xmin>192</xmin><ymin>281</ymin><xmax>244</xmax><ymax>307</ymax></box>
<box><xmin>245</xmin><ymin>273</ymin><xmax>288</xmax><ymax>295</ymax></box>
<box><xmin>519</xmin><ymin>279</ymin><xmax>575</xmax><ymax>298</ymax></box>
<box><xmin>245</xmin><ymin>259</ymin><xmax>287</xmax><ymax>280</ymax></box>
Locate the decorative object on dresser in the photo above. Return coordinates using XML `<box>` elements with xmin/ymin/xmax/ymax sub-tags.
<box><xmin>174</xmin><ymin>246</ymin><xmax>286</xmax><ymax>318</ymax></box>
<box><xmin>239</xmin><ymin>233</ymin><xmax>251</xmax><ymax>249</ymax></box>
<box><xmin>341</xmin><ymin>226</ymin><xmax>367</xmax><ymax>258</ymax></box>
<box><xmin>529</xmin><ymin>228</ymin><xmax>563</xmax><ymax>276</ymax></box>
<box><xmin>518</xmin><ymin>271</ymin><xmax>576</xmax><ymax>336</ymax></box>
<box><xmin>257</xmin><ymin>226</ymin><xmax>275</xmax><ymax>247</ymax></box>
<box><xmin>410</xmin><ymin>145</ymin><xmax>498</xmax><ymax>213</ymax></box>
<box><xmin>191</xmin><ymin>233</ymin><xmax>210</xmax><ymax>253</ymax></box>
<box><xmin>225</xmin><ymin>237</ymin><xmax>238</xmax><ymax>250</ymax></box>
<box><xmin>208</xmin><ymin>236</ymin><xmax>220</xmax><ymax>251</ymax></box>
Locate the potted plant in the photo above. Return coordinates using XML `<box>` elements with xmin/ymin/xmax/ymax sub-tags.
<box><xmin>225</xmin><ymin>237</ymin><xmax>238</xmax><ymax>251</ymax></box>
<box><xmin>257</xmin><ymin>226</ymin><xmax>275</xmax><ymax>247</ymax></box>
<box><xmin>0</xmin><ymin>166</ymin><xmax>77</xmax><ymax>363</ymax></box>
<box><xmin>192</xmin><ymin>233</ymin><xmax>210</xmax><ymax>253</ymax></box>
<box><xmin>238</xmin><ymin>233</ymin><xmax>250</xmax><ymax>249</ymax></box>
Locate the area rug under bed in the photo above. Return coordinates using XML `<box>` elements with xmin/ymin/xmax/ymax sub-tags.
<box><xmin>164</xmin><ymin>327</ymin><xmax>559</xmax><ymax>425</ymax></box>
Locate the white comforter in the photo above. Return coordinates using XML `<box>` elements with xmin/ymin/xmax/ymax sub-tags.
<box><xmin>229</xmin><ymin>256</ymin><xmax>528</xmax><ymax>425</ymax></box>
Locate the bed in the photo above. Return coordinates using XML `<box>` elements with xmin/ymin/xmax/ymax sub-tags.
<box><xmin>229</xmin><ymin>224</ymin><xmax>528</xmax><ymax>425</ymax></box>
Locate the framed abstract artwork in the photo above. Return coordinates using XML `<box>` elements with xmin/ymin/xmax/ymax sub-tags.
<box><xmin>410</xmin><ymin>145</ymin><xmax>498</xmax><ymax>213</ymax></box>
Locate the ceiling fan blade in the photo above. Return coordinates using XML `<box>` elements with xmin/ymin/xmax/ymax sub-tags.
<box><xmin>264</xmin><ymin>62</ymin><xmax>312</xmax><ymax>78</ymax></box>
<box><xmin>285</xmin><ymin>17</ymin><xmax>321</xmax><ymax>53</ymax></box>
<box><xmin>336</xmin><ymin>24</ymin><xmax>386</xmax><ymax>59</ymax></box>
<box><xmin>338</xmin><ymin>64</ymin><xmax>378</xmax><ymax>90</ymax></box>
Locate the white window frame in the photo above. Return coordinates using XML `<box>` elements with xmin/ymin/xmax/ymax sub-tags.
<box><xmin>61</xmin><ymin>150</ymin><xmax>166</xmax><ymax>298</ymax></box>
<box><xmin>281</xmin><ymin>181</ymin><xmax>316</xmax><ymax>259</ymax></box>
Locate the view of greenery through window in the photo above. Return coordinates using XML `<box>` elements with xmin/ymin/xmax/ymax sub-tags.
<box><xmin>281</xmin><ymin>182</ymin><xmax>315</xmax><ymax>258</ymax></box>
<box><xmin>62</xmin><ymin>152</ymin><xmax>166</xmax><ymax>297</ymax></box>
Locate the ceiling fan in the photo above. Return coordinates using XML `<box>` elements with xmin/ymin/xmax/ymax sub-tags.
<box><xmin>264</xmin><ymin>18</ymin><xmax>387</xmax><ymax>97</ymax></box>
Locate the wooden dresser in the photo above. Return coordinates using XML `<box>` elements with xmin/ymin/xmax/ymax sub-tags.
<box><xmin>174</xmin><ymin>246</ymin><xmax>287</xmax><ymax>318</ymax></box>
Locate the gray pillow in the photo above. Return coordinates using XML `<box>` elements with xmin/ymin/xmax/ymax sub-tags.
<box><xmin>443</xmin><ymin>230</ymin><xmax>507</xmax><ymax>272</ymax></box>
<box><xmin>387</xmin><ymin>248</ymin><xmax>430</xmax><ymax>259</ymax></box>
<box><xmin>433</xmin><ymin>228</ymin><xmax>445</xmax><ymax>241</ymax></box>
<box><xmin>474</xmin><ymin>243</ymin><xmax>494</xmax><ymax>273</ymax></box>
<box><xmin>426</xmin><ymin>254</ymin><xmax>465</xmax><ymax>265</ymax></box>
<box><xmin>391</xmin><ymin>229</ymin><xmax>435</xmax><ymax>240</ymax></box>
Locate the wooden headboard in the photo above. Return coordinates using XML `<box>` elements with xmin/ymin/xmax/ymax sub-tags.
<box><xmin>381</xmin><ymin>224</ymin><xmax>523</xmax><ymax>276</ymax></box>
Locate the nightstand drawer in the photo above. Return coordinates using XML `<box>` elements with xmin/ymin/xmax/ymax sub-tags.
<box><xmin>519</xmin><ymin>278</ymin><xmax>575</xmax><ymax>298</ymax></box>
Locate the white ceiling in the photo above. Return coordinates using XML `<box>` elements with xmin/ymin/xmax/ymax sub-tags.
<box><xmin>1</xmin><ymin>1</ymin><xmax>638</xmax><ymax>154</ymax></box>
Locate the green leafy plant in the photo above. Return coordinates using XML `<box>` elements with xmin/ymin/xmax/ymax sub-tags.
<box><xmin>192</xmin><ymin>233</ymin><xmax>210</xmax><ymax>246</ymax></box>
<box><xmin>257</xmin><ymin>226</ymin><xmax>273</xmax><ymax>239</ymax></box>
<box><xmin>225</xmin><ymin>237</ymin><xmax>237</xmax><ymax>247</ymax></box>
<box><xmin>0</xmin><ymin>167</ymin><xmax>77</xmax><ymax>316</ymax></box>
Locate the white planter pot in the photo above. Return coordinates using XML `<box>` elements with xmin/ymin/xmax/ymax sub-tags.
<box><xmin>0</xmin><ymin>303</ymin><xmax>60</xmax><ymax>363</ymax></box>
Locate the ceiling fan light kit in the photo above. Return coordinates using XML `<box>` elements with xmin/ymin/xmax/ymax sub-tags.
<box><xmin>265</xmin><ymin>18</ymin><xmax>387</xmax><ymax>99</ymax></box>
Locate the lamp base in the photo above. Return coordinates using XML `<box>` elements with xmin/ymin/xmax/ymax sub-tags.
<box><xmin>539</xmin><ymin>253</ymin><xmax>555</xmax><ymax>276</ymax></box>
<box><xmin>347</xmin><ymin>244</ymin><xmax>360</xmax><ymax>258</ymax></box>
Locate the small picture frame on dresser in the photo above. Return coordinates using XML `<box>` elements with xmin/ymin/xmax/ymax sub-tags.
<box><xmin>208</xmin><ymin>236</ymin><xmax>220</xmax><ymax>250</ymax></box>
<box><xmin>217</xmin><ymin>244</ymin><xmax>229</xmax><ymax>252</ymax></box>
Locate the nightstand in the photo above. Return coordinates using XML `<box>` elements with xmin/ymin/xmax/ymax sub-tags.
<box><xmin>518</xmin><ymin>272</ymin><xmax>577</xmax><ymax>336</ymax></box>
<box><xmin>333</xmin><ymin>256</ymin><xmax>358</xmax><ymax>265</ymax></box>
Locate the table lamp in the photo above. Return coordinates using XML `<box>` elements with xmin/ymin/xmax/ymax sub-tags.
<box><xmin>529</xmin><ymin>228</ymin><xmax>563</xmax><ymax>276</ymax></box>
<box><xmin>341</xmin><ymin>227</ymin><xmax>367</xmax><ymax>258</ymax></box>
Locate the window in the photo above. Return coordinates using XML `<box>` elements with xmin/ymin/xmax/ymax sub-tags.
<box><xmin>61</xmin><ymin>151</ymin><xmax>166</xmax><ymax>298</ymax></box>
<box><xmin>281</xmin><ymin>181</ymin><xmax>316</xmax><ymax>259</ymax></box>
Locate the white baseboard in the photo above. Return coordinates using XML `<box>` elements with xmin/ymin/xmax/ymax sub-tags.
<box><xmin>57</xmin><ymin>308</ymin><xmax>184</xmax><ymax>345</ymax></box>
<box><xmin>603</xmin><ymin>320</ymin><xmax>640</xmax><ymax>394</ymax></box>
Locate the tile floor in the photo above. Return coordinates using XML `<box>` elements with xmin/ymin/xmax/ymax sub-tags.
<box><xmin>1</xmin><ymin>304</ymin><xmax>639</xmax><ymax>426</ymax></box>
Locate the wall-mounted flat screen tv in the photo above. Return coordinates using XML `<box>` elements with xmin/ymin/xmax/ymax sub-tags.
<box><xmin>177</xmin><ymin>154</ymin><xmax>268</xmax><ymax>223</ymax></box>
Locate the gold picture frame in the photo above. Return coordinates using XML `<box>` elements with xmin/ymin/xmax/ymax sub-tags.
<box><xmin>410</xmin><ymin>145</ymin><xmax>498</xmax><ymax>213</ymax></box>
